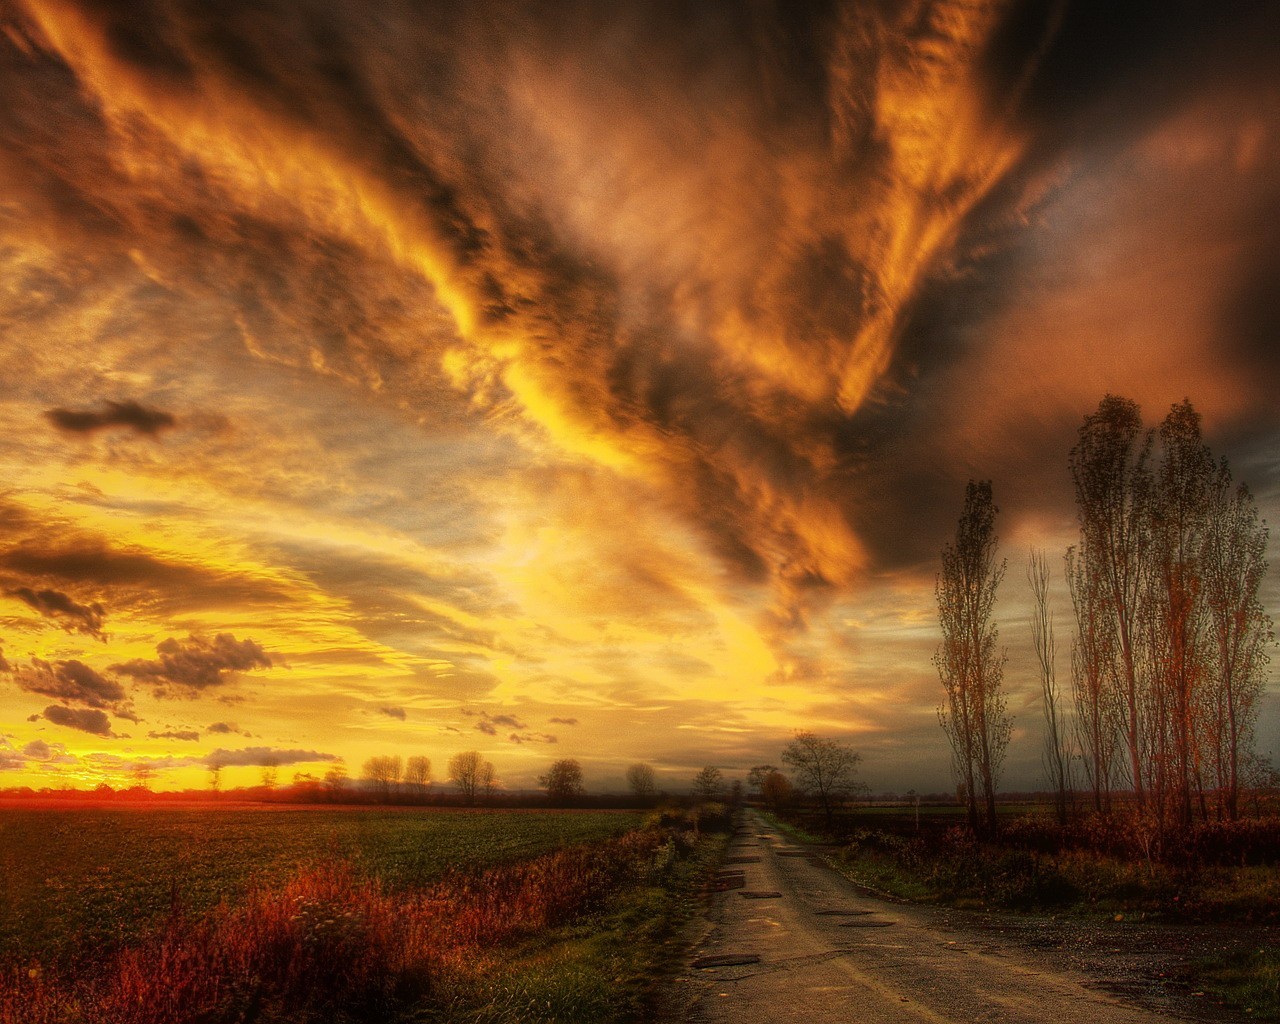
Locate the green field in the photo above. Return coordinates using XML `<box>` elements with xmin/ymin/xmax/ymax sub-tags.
<box><xmin>0</xmin><ymin>805</ymin><xmax>643</xmax><ymax>962</ymax></box>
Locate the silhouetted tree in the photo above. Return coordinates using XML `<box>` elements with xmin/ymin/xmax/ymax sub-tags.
<box><xmin>935</xmin><ymin>480</ymin><xmax>1010</xmax><ymax>834</ymax></box>
<box><xmin>362</xmin><ymin>755</ymin><xmax>403</xmax><ymax>800</ymax></box>
<box><xmin>691</xmin><ymin>765</ymin><xmax>722</xmax><ymax>801</ymax></box>
<box><xmin>404</xmin><ymin>755</ymin><xmax>431</xmax><ymax>795</ymax></box>
<box><xmin>1202</xmin><ymin>464</ymin><xmax>1272</xmax><ymax>819</ymax></box>
<box><xmin>760</xmin><ymin>769</ymin><xmax>794</xmax><ymax>810</ymax></box>
<box><xmin>625</xmin><ymin>762</ymin><xmax>657</xmax><ymax>801</ymax></box>
<box><xmin>781</xmin><ymin>731</ymin><xmax>861</xmax><ymax>823</ymax></box>
<box><xmin>449</xmin><ymin>750</ymin><xmax>493</xmax><ymax>806</ymax></box>
<box><xmin>1029</xmin><ymin>550</ymin><xmax>1071</xmax><ymax>823</ymax></box>
<box><xmin>1069</xmin><ymin>396</ymin><xmax>1153</xmax><ymax>808</ymax></box>
<box><xmin>539</xmin><ymin>758</ymin><xmax>585</xmax><ymax>806</ymax></box>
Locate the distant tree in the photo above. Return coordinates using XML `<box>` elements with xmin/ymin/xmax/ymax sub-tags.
<box><xmin>1029</xmin><ymin>549</ymin><xmax>1072</xmax><ymax>824</ymax></box>
<box><xmin>746</xmin><ymin>765</ymin><xmax>777</xmax><ymax>797</ymax></box>
<box><xmin>404</xmin><ymin>755</ymin><xmax>432</xmax><ymax>794</ymax></box>
<box><xmin>539</xmin><ymin>758</ymin><xmax>585</xmax><ymax>806</ymax></box>
<box><xmin>729</xmin><ymin>780</ymin><xmax>744</xmax><ymax>805</ymax></box>
<box><xmin>208</xmin><ymin>762</ymin><xmax>223</xmax><ymax>794</ymax></box>
<box><xmin>935</xmin><ymin>480</ymin><xmax>1011</xmax><ymax>834</ymax></box>
<box><xmin>760</xmin><ymin>769</ymin><xmax>793</xmax><ymax>810</ymax></box>
<box><xmin>781</xmin><ymin>731</ymin><xmax>861</xmax><ymax>823</ymax></box>
<box><xmin>692</xmin><ymin>765</ymin><xmax>723</xmax><ymax>801</ymax></box>
<box><xmin>449</xmin><ymin>750</ymin><xmax>494</xmax><ymax>806</ymax></box>
<box><xmin>479</xmin><ymin>760</ymin><xmax>498</xmax><ymax>802</ymax></box>
<box><xmin>322</xmin><ymin>764</ymin><xmax>348</xmax><ymax>800</ymax></box>
<box><xmin>625</xmin><ymin>762</ymin><xmax>657</xmax><ymax>801</ymax></box>
<box><xmin>260</xmin><ymin>757</ymin><xmax>278</xmax><ymax>792</ymax></box>
<box><xmin>362</xmin><ymin>755</ymin><xmax>404</xmax><ymax>800</ymax></box>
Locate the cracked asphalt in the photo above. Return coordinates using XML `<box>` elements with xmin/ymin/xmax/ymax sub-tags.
<box><xmin>664</xmin><ymin>811</ymin><xmax>1265</xmax><ymax>1023</ymax></box>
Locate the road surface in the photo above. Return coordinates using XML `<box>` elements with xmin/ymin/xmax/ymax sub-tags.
<box><xmin>667</xmin><ymin>811</ymin><xmax>1247</xmax><ymax>1024</ymax></box>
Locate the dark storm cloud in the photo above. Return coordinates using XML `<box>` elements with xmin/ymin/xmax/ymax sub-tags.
<box><xmin>13</xmin><ymin>657</ymin><xmax>127</xmax><ymax>709</ymax></box>
<box><xmin>549</xmin><ymin>716</ymin><xmax>577</xmax><ymax>726</ymax></box>
<box><xmin>113</xmin><ymin>633</ymin><xmax>272</xmax><ymax>695</ymax></box>
<box><xmin>206</xmin><ymin>721</ymin><xmax>238</xmax><ymax>734</ymax></box>
<box><xmin>148</xmin><ymin>728</ymin><xmax>199</xmax><ymax>741</ymax></box>
<box><xmin>45</xmin><ymin>399</ymin><xmax>175</xmax><ymax>436</ymax></box>
<box><xmin>0</xmin><ymin>536</ymin><xmax>295</xmax><ymax>614</ymax></box>
<box><xmin>7</xmin><ymin>585</ymin><xmax>106</xmax><ymax>639</ymax></box>
<box><xmin>2</xmin><ymin>0</ymin><xmax>1277</xmax><ymax>624</ymax></box>
<box><xmin>377</xmin><ymin>706</ymin><xmax>406</xmax><ymax>720</ymax></box>
<box><xmin>42</xmin><ymin>704</ymin><xmax>114</xmax><ymax>736</ymax></box>
<box><xmin>204</xmin><ymin>746</ymin><xmax>337</xmax><ymax>768</ymax></box>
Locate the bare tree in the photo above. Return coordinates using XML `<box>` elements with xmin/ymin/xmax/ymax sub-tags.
<box><xmin>539</xmin><ymin>758</ymin><xmax>585</xmax><ymax>806</ymax></box>
<box><xmin>363</xmin><ymin>755</ymin><xmax>404</xmax><ymax>801</ymax></box>
<box><xmin>323</xmin><ymin>763</ymin><xmax>348</xmax><ymax>799</ymax></box>
<box><xmin>1029</xmin><ymin>550</ymin><xmax>1071</xmax><ymax>823</ymax></box>
<box><xmin>478</xmin><ymin>760</ymin><xmax>498</xmax><ymax>802</ymax></box>
<box><xmin>404</xmin><ymin>755</ymin><xmax>431</xmax><ymax>796</ymax></box>
<box><xmin>781</xmin><ymin>731</ymin><xmax>861</xmax><ymax>823</ymax></box>
<box><xmin>746</xmin><ymin>764</ymin><xmax>777</xmax><ymax>798</ymax></box>
<box><xmin>208</xmin><ymin>761</ymin><xmax>223</xmax><ymax>795</ymax></box>
<box><xmin>260</xmin><ymin>757</ymin><xmax>279</xmax><ymax>793</ymax></box>
<box><xmin>448</xmin><ymin>750</ymin><xmax>490</xmax><ymax>806</ymax></box>
<box><xmin>1067</xmin><ymin>542</ymin><xmax>1118</xmax><ymax>813</ymax></box>
<box><xmin>692</xmin><ymin>765</ymin><xmax>723</xmax><ymax>801</ymax></box>
<box><xmin>625</xmin><ymin>762</ymin><xmax>657</xmax><ymax>802</ymax></box>
<box><xmin>1202</xmin><ymin>471</ymin><xmax>1273</xmax><ymax>819</ymax></box>
<box><xmin>935</xmin><ymin>480</ymin><xmax>1011</xmax><ymax>834</ymax></box>
<box><xmin>1069</xmin><ymin>395</ymin><xmax>1153</xmax><ymax>808</ymax></box>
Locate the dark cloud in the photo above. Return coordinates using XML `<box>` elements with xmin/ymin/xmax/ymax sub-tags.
<box><xmin>7</xmin><ymin>586</ymin><xmax>106</xmax><ymax>640</ymax></box>
<box><xmin>113</xmin><ymin>633</ymin><xmax>272</xmax><ymax>695</ymax></box>
<box><xmin>22</xmin><ymin>739</ymin><xmax>51</xmax><ymax>759</ymax></box>
<box><xmin>42</xmin><ymin>704</ymin><xmax>114</xmax><ymax>736</ymax></box>
<box><xmin>0</xmin><ymin>535</ymin><xmax>295</xmax><ymax>615</ymax></box>
<box><xmin>206</xmin><ymin>721</ymin><xmax>238</xmax><ymax>734</ymax></box>
<box><xmin>45</xmin><ymin>399</ymin><xmax>175</xmax><ymax>436</ymax></box>
<box><xmin>205</xmin><ymin>746</ymin><xmax>338</xmax><ymax>768</ymax></box>
<box><xmin>473</xmin><ymin>710</ymin><xmax>526</xmax><ymax>736</ymax></box>
<box><xmin>508</xmin><ymin>732</ymin><xmax>556</xmax><ymax>745</ymax></box>
<box><xmin>377</xmin><ymin>706</ymin><xmax>406</xmax><ymax>720</ymax></box>
<box><xmin>12</xmin><ymin>657</ymin><xmax>128</xmax><ymax>710</ymax></box>
<box><xmin>148</xmin><ymin>728</ymin><xmax>200</xmax><ymax>741</ymax></box>
<box><xmin>548</xmin><ymin>716</ymin><xmax>578</xmax><ymax>725</ymax></box>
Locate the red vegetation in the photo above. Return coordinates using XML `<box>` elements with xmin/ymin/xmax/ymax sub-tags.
<box><xmin>0</xmin><ymin>829</ymin><xmax>670</xmax><ymax>1024</ymax></box>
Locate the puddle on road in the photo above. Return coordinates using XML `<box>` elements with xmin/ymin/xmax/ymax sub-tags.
<box><xmin>725</xmin><ymin>856</ymin><xmax>762</xmax><ymax>864</ymax></box>
<box><xmin>740</xmin><ymin>890</ymin><xmax>783</xmax><ymax>899</ymax></box>
<box><xmin>816</xmin><ymin>909</ymin><xmax>874</xmax><ymax>916</ymax></box>
<box><xmin>692</xmin><ymin>954</ymin><xmax>762</xmax><ymax>969</ymax></box>
<box><xmin>839</xmin><ymin>919</ymin><xmax>893</xmax><ymax>928</ymax></box>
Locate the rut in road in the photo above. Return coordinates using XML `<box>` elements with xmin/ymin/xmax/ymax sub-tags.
<box><xmin>669</xmin><ymin>811</ymin><xmax>1206</xmax><ymax>1024</ymax></box>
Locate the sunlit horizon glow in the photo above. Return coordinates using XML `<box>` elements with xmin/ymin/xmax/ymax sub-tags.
<box><xmin>2</xmin><ymin>1</ymin><xmax>1278</xmax><ymax>794</ymax></box>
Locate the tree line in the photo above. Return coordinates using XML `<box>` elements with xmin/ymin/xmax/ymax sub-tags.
<box><xmin>937</xmin><ymin>395</ymin><xmax>1273</xmax><ymax>838</ymax></box>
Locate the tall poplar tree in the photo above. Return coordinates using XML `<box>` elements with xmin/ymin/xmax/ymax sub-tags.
<box><xmin>936</xmin><ymin>480</ymin><xmax>1010</xmax><ymax>834</ymax></box>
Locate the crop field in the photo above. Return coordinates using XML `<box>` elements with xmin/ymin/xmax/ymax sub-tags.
<box><xmin>0</xmin><ymin>805</ymin><xmax>643</xmax><ymax>962</ymax></box>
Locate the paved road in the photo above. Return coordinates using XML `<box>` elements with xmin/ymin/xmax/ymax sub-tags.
<box><xmin>669</xmin><ymin>812</ymin><xmax>1222</xmax><ymax>1024</ymax></box>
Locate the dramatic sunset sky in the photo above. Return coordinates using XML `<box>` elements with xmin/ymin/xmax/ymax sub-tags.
<box><xmin>1</xmin><ymin>0</ymin><xmax>1278</xmax><ymax>793</ymax></box>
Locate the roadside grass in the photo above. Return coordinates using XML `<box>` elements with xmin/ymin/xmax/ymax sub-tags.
<box><xmin>0</xmin><ymin>807</ymin><xmax>643</xmax><ymax>962</ymax></box>
<box><xmin>420</xmin><ymin>818</ymin><xmax>730</xmax><ymax>1023</ymax></box>
<box><xmin>0</xmin><ymin>807</ymin><xmax>728</xmax><ymax>1024</ymax></box>
<box><xmin>1197</xmin><ymin>947</ymin><xmax>1280</xmax><ymax>1021</ymax></box>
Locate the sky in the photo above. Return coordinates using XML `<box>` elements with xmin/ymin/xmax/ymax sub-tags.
<box><xmin>1</xmin><ymin>0</ymin><xmax>1278</xmax><ymax>794</ymax></box>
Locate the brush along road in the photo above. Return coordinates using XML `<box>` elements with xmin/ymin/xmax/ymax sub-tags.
<box><xmin>670</xmin><ymin>811</ymin><xmax>1245</xmax><ymax>1024</ymax></box>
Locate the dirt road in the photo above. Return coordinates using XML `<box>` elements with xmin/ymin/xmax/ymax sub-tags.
<box><xmin>668</xmin><ymin>812</ymin><xmax>1254</xmax><ymax>1023</ymax></box>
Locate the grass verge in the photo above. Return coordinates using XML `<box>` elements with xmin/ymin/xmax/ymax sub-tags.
<box><xmin>0</xmin><ymin>807</ymin><xmax>729</xmax><ymax>1024</ymax></box>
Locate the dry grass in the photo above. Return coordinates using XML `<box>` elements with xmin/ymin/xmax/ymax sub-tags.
<box><xmin>0</xmin><ymin>829</ymin><xmax>672</xmax><ymax>1024</ymax></box>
